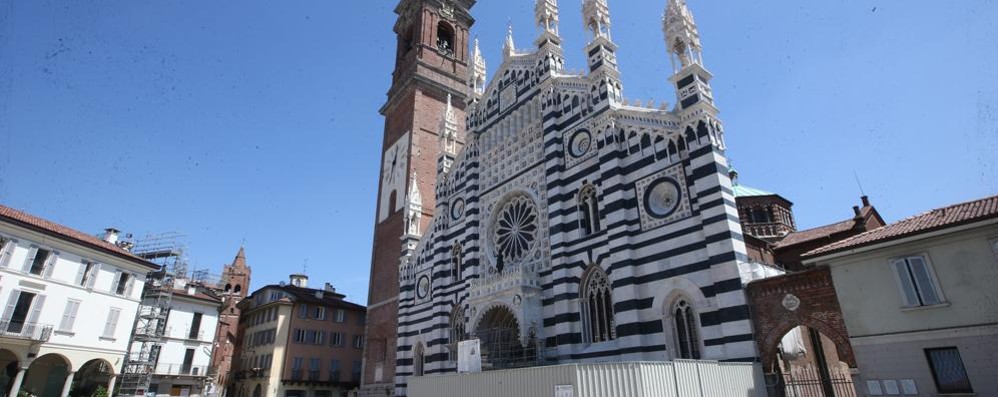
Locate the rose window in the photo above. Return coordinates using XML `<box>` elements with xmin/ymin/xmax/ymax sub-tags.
<box><xmin>492</xmin><ymin>195</ymin><xmax>539</xmax><ymax>264</ymax></box>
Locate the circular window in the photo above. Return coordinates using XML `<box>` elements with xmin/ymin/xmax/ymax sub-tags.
<box><xmin>568</xmin><ymin>130</ymin><xmax>592</xmax><ymax>158</ymax></box>
<box><xmin>644</xmin><ymin>178</ymin><xmax>682</xmax><ymax>218</ymax></box>
<box><xmin>416</xmin><ymin>275</ymin><xmax>431</xmax><ymax>299</ymax></box>
<box><xmin>491</xmin><ymin>194</ymin><xmax>539</xmax><ymax>264</ymax></box>
<box><xmin>450</xmin><ymin>198</ymin><xmax>466</xmax><ymax>221</ymax></box>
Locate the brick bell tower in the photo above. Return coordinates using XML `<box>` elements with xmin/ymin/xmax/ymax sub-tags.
<box><xmin>361</xmin><ymin>1</ymin><xmax>475</xmax><ymax>395</ymax></box>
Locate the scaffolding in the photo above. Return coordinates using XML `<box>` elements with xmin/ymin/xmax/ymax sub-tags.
<box><xmin>119</xmin><ymin>233</ymin><xmax>188</xmax><ymax>397</ymax></box>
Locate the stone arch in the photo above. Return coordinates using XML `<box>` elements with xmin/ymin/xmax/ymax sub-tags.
<box><xmin>71</xmin><ymin>358</ymin><xmax>114</xmax><ymax>397</ymax></box>
<box><xmin>745</xmin><ymin>266</ymin><xmax>857</xmax><ymax>371</ymax></box>
<box><xmin>0</xmin><ymin>348</ymin><xmax>20</xmax><ymax>397</ymax></box>
<box><xmin>653</xmin><ymin>276</ymin><xmax>712</xmax><ymax>359</ymax></box>
<box><xmin>252</xmin><ymin>383</ymin><xmax>262</xmax><ymax>397</ymax></box>
<box><xmin>412</xmin><ymin>342</ymin><xmax>426</xmax><ymax>376</ymax></box>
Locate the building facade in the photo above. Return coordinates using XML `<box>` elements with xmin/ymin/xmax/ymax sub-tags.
<box><xmin>0</xmin><ymin>204</ymin><xmax>156</xmax><ymax>397</ymax></box>
<box><xmin>134</xmin><ymin>281</ymin><xmax>223</xmax><ymax>397</ymax></box>
<box><xmin>232</xmin><ymin>275</ymin><xmax>366</xmax><ymax>397</ymax></box>
<box><xmin>379</xmin><ymin>0</ymin><xmax>773</xmax><ymax>395</ymax></box>
<box><xmin>805</xmin><ymin>195</ymin><xmax>998</xmax><ymax>396</ymax></box>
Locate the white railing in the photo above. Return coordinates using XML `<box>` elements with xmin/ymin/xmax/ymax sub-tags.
<box><xmin>0</xmin><ymin>321</ymin><xmax>52</xmax><ymax>342</ymax></box>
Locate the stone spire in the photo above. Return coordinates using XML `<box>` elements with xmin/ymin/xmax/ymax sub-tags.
<box><xmin>439</xmin><ymin>94</ymin><xmax>458</xmax><ymax>157</ymax></box>
<box><xmin>405</xmin><ymin>171</ymin><xmax>423</xmax><ymax>237</ymax></box>
<box><xmin>232</xmin><ymin>245</ymin><xmax>247</xmax><ymax>269</ymax></box>
<box><xmin>663</xmin><ymin>0</ymin><xmax>703</xmax><ymax>72</ymax></box>
<box><xmin>535</xmin><ymin>0</ymin><xmax>560</xmax><ymax>35</ymax></box>
<box><xmin>468</xmin><ymin>38</ymin><xmax>487</xmax><ymax>98</ymax></box>
<box><xmin>582</xmin><ymin>0</ymin><xmax>611</xmax><ymax>40</ymax></box>
<box><xmin>503</xmin><ymin>22</ymin><xmax>516</xmax><ymax>58</ymax></box>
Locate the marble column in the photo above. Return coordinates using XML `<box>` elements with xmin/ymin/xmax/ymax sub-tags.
<box><xmin>60</xmin><ymin>371</ymin><xmax>76</xmax><ymax>397</ymax></box>
<box><xmin>8</xmin><ymin>367</ymin><xmax>28</xmax><ymax>397</ymax></box>
<box><xmin>106</xmin><ymin>375</ymin><xmax>117</xmax><ymax>396</ymax></box>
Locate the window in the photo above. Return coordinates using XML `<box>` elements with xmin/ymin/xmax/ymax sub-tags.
<box><xmin>329</xmin><ymin>359</ymin><xmax>341</xmax><ymax>381</ymax></box>
<box><xmin>749</xmin><ymin>207</ymin><xmax>771</xmax><ymax>223</ymax></box>
<box><xmin>299</xmin><ymin>304</ymin><xmax>308</xmax><ymax>319</ymax></box>
<box><xmin>315</xmin><ymin>306</ymin><xmax>327</xmax><ymax>320</ymax></box>
<box><xmin>306</xmin><ymin>329</ymin><xmax>317</xmax><ymax>344</ymax></box>
<box><xmin>181</xmin><ymin>348</ymin><xmax>195</xmax><ymax>375</ymax></box>
<box><xmin>451</xmin><ymin>245</ymin><xmax>463</xmax><ymax>280</ymax></box>
<box><xmin>78</xmin><ymin>261</ymin><xmax>97</xmax><ymax>287</ymax></box>
<box><xmin>189</xmin><ymin>312</ymin><xmax>203</xmax><ymax>339</ymax></box>
<box><xmin>102</xmin><ymin>307</ymin><xmax>122</xmax><ymax>339</ymax></box>
<box><xmin>2</xmin><ymin>290</ymin><xmax>37</xmax><ymax>334</ymax></box>
<box><xmin>309</xmin><ymin>357</ymin><xmax>321</xmax><ymax>381</ymax></box>
<box><xmin>0</xmin><ymin>236</ymin><xmax>15</xmax><ymax>268</ymax></box>
<box><xmin>270</xmin><ymin>292</ymin><xmax>281</xmax><ymax>301</ymax></box>
<box><xmin>335</xmin><ymin>308</ymin><xmax>346</xmax><ymax>323</ymax></box>
<box><xmin>59</xmin><ymin>299</ymin><xmax>81</xmax><ymax>332</ymax></box>
<box><xmin>114</xmin><ymin>272</ymin><xmax>131</xmax><ymax>296</ymax></box>
<box><xmin>449</xmin><ymin>306</ymin><xmax>466</xmax><ymax>362</ymax></box>
<box><xmin>330</xmin><ymin>332</ymin><xmax>344</xmax><ymax>346</ymax></box>
<box><xmin>294</xmin><ymin>328</ymin><xmax>307</xmax><ymax>343</ymax></box>
<box><xmin>292</xmin><ymin>357</ymin><xmax>304</xmax><ymax>380</ymax></box>
<box><xmin>578</xmin><ymin>185</ymin><xmax>601</xmax><ymax>237</ymax></box>
<box><xmin>436</xmin><ymin>23</ymin><xmax>454</xmax><ymax>56</ymax></box>
<box><xmin>357</xmin><ymin>313</ymin><xmax>366</xmax><ymax>326</ymax></box>
<box><xmin>925</xmin><ymin>347</ymin><xmax>973</xmax><ymax>393</ymax></box>
<box><xmin>580</xmin><ymin>265</ymin><xmax>615</xmax><ymax>344</ymax></box>
<box><xmin>892</xmin><ymin>255</ymin><xmax>943</xmax><ymax>307</ymax></box>
<box><xmin>352</xmin><ymin>360</ymin><xmax>362</xmax><ymax>383</ymax></box>
<box><xmin>673</xmin><ymin>298</ymin><xmax>702</xmax><ymax>359</ymax></box>
<box><xmin>26</xmin><ymin>248</ymin><xmax>51</xmax><ymax>275</ymax></box>
<box><xmin>353</xmin><ymin>334</ymin><xmax>364</xmax><ymax>349</ymax></box>
<box><xmin>315</xmin><ymin>330</ymin><xmax>326</xmax><ymax>345</ymax></box>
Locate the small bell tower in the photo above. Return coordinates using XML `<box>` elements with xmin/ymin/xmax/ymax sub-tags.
<box><xmin>583</xmin><ymin>0</ymin><xmax>623</xmax><ymax>108</ymax></box>
<box><xmin>665</xmin><ymin>0</ymin><xmax>724</xmax><ymax>148</ymax></box>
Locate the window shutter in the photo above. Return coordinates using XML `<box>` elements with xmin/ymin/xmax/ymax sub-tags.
<box><xmin>2</xmin><ymin>289</ymin><xmax>19</xmax><ymax>322</ymax></box>
<box><xmin>892</xmin><ymin>259</ymin><xmax>919</xmax><ymax>306</ymax></box>
<box><xmin>907</xmin><ymin>257</ymin><xmax>941</xmax><ymax>305</ymax></box>
<box><xmin>112</xmin><ymin>270</ymin><xmax>122</xmax><ymax>293</ymax></box>
<box><xmin>75</xmin><ymin>262</ymin><xmax>88</xmax><ymax>285</ymax></box>
<box><xmin>22</xmin><ymin>247</ymin><xmax>38</xmax><ymax>272</ymax></box>
<box><xmin>26</xmin><ymin>295</ymin><xmax>46</xmax><ymax>325</ymax></box>
<box><xmin>86</xmin><ymin>264</ymin><xmax>101</xmax><ymax>289</ymax></box>
<box><xmin>125</xmin><ymin>274</ymin><xmax>136</xmax><ymax>297</ymax></box>
<box><xmin>60</xmin><ymin>300</ymin><xmax>80</xmax><ymax>331</ymax></box>
<box><xmin>42</xmin><ymin>251</ymin><xmax>59</xmax><ymax>279</ymax></box>
<box><xmin>103</xmin><ymin>308</ymin><xmax>121</xmax><ymax>338</ymax></box>
<box><xmin>0</xmin><ymin>238</ymin><xmax>15</xmax><ymax>268</ymax></box>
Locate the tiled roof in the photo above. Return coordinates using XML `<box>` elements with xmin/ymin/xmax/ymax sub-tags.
<box><xmin>173</xmin><ymin>288</ymin><xmax>222</xmax><ymax>304</ymax></box>
<box><xmin>805</xmin><ymin>195</ymin><xmax>998</xmax><ymax>257</ymax></box>
<box><xmin>773</xmin><ymin>219</ymin><xmax>857</xmax><ymax>249</ymax></box>
<box><xmin>0</xmin><ymin>203</ymin><xmax>155</xmax><ymax>268</ymax></box>
<box><xmin>258</xmin><ymin>284</ymin><xmax>366</xmax><ymax>310</ymax></box>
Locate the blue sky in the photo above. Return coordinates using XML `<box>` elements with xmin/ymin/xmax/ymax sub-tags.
<box><xmin>1</xmin><ymin>1</ymin><xmax>995</xmax><ymax>303</ymax></box>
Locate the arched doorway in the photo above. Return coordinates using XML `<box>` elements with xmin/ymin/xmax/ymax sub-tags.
<box><xmin>474</xmin><ymin>305</ymin><xmax>533</xmax><ymax>369</ymax></box>
<box><xmin>771</xmin><ymin>326</ymin><xmax>856</xmax><ymax>397</ymax></box>
<box><xmin>1</xmin><ymin>349</ymin><xmax>19</xmax><ymax>397</ymax></box>
<box><xmin>70</xmin><ymin>359</ymin><xmax>113</xmax><ymax>397</ymax></box>
<box><xmin>21</xmin><ymin>354</ymin><xmax>70</xmax><ymax>397</ymax></box>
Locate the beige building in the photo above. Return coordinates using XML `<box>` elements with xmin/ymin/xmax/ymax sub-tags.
<box><xmin>231</xmin><ymin>274</ymin><xmax>366</xmax><ymax>397</ymax></box>
<box><xmin>805</xmin><ymin>195</ymin><xmax>998</xmax><ymax>396</ymax></box>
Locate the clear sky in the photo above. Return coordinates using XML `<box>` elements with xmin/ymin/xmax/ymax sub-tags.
<box><xmin>1</xmin><ymin>1</ymin><xmax>995</xmax><ymax>303</ymax></box>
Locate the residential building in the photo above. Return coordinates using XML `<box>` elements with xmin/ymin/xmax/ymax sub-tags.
<box><xmin>212</xmin><ymin>247</ymin><xmax>252</xmax><ymax>397</ymax></box>
<box><xmin>804</xmin><ymin>195</ymin><xmax>998</xmax><ymax>396</ymax></box>
<box><xmin>0</xmin><ymin>204</ymin><xmax>156</xmax><ymax>397</ymax></box>
<box><xmin>136</xmin><ymin>280</ymin><xmax>223</xmax><ymax>397</ymax></box>
<box><xmin>231</xmin><ymin>274</ymin><xmax>366</xmax><ymax>397</ymax></box>
<box><xmin>366</xmin><ymin>0</ymin><xmax>781</xmax><ymax>395</ymax></box>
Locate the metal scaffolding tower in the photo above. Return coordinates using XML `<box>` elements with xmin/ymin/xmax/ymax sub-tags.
<box><xmin>119</xmin><ymin>233</ymin><xmax>187</xmax><ymax>397</ymax></box>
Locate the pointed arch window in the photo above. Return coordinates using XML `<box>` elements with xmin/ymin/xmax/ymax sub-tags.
<box><xmin>451</xmin><ymin>245</ymin><xmax>463</xmax><ymax>280</ymax></box>
<box><xmin>437</xmin><ymin>22</ymin><xmax>454</xmax><ymax>56</ymax></box>
<box><xmin>578</xmin><ymin>184</ymin><xmax>601</xmax><ymax>237</ymax></box>
<box><xmin>448</xmin><ymin>306</ymin><xmax>466</xmax><ymax>362</ymax></box>
<box><xmin>672</xmin><ymin>298</ymin><xmax>702</xmax><ymax>359</ymax></box>
<box><xmin>580</xmin><ymin>265</ymin><xmax>615</xmax><ymax>344</ymax></box>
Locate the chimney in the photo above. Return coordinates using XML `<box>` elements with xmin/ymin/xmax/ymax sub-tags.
<box><xmin>324</xmin><ymin>283</ymin><xmax>336</xmax><ymax>293</ymax></box>
<box><xmin>102</xmin><ymin>228</ymin><xmax>120</xmax><ymax>244</ymax></box>
<box><xmin>861</xmin><ymin>195</ymin><xmax>871</xmax><ymax>207</ymax></box>
<box><xmin>853</xmin><ymin>206</ymin><xmax>861</xmax><ymax>217</ymax></box>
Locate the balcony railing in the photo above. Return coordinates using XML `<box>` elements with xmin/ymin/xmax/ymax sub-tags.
<box><xmin>153</xmin><ymin>363</ymin><xmax>208</xmax><ymax>377</ymax></box>
<box><xmin>0</xmin><ymin>321</ymin><xmax>52</xmax><ymax>342</ymax></box>
<box><xmin>165</xmin><ymin>327</ymin><xmax>206</xmax><ymax>341</ymax></box>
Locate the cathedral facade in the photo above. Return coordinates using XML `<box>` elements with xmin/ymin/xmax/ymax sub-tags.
<box><xmin>368</xmin><ymin>1</ymin><xmax>759</xmax><ymax>395</ymax></box>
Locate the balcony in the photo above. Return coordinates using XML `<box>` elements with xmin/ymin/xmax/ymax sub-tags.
<box><xmin>0</xmin><ymin>321</ymin><xmax>52</xmax><ymax>342</ymax></box>
<box><xmin>152</xmin><ymin>363</ymin><xmax>208</xmax><ymax>377</ymax></box>
<box><xmin>469</xmin><ymin>263</ymin><xmax>541</xmax><ymax>298</ymax></box>
<box><xmin>165</xmin><ymin>327</ymin><xmax>205</xmax><ymax>341</ymax></box>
